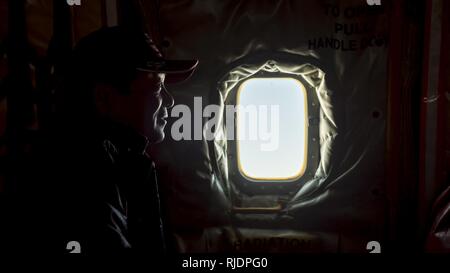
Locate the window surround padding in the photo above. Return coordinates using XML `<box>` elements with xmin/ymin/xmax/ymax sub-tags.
<box><xmin>208</xmin><ymin>56</ymin><xmax>339</xmax><ymax>211</ymax></box>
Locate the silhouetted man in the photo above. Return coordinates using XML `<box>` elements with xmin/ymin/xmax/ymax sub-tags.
<box><xmin>37</xmin><ymin>26</ymin><xmax>198</xmax><ymax>254</ymax></box>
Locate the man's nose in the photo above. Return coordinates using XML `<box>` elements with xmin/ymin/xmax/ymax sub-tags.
<box><xmin>162</xmin><ymin>86</ymin><xmax>175</xmax><ymax>108</ymax></box>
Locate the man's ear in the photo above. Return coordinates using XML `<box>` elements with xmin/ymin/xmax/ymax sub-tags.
<box><xmin>94</xmin><ymin>83</ymin><xmax>115</xmax><ymax>116</ymax></box>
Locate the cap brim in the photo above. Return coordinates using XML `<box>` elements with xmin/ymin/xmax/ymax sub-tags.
<box><xmin>136</xmin><ymin>59</ymin><xmax>199</xmax><ymax>84</ymax></box>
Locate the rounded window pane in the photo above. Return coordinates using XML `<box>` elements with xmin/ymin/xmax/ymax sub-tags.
<box><xmin>236</xmin><ymin>78</ymin><xmax>308</xmax><ymax>181</ymax></box>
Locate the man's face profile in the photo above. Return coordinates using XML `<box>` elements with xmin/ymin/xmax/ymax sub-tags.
<box><xmin>129</xmin><ymin>72</ymin><xmax>174</xmax><ymax>143</ymax></box>
<box><xmin>96</xmin><ymin>72</ymin><xmax>174</xmax><ymax>144</ymax></box>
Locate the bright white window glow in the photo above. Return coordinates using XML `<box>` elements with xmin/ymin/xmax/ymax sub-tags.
<box><xmin>236</xmin><ymin>78</ymin><xmax>308</xmax><ymax>181</ymax></box>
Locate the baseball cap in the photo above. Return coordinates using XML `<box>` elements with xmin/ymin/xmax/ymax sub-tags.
<box><xmin>71</xmin><ymin>26</ymin><xmax>198</xmax><ymax>85</ymax></box>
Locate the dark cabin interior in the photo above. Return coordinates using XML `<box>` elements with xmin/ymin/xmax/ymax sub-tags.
<box><xmin>0</xmin><ymin>0</ymin><xmax>449</xmax><ymax>263</ymax></box>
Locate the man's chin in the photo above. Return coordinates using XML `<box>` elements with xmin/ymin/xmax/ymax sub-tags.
<box><xmin>148</xmin><ymin>130</ymin><xmax>165</xmax><ymax>144</ymax></box>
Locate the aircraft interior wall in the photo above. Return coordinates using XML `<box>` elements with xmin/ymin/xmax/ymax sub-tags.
<box><xmin>0</xmin><ymin>0</ymin><xmax>449</xmax><ymax>258</ymax></box>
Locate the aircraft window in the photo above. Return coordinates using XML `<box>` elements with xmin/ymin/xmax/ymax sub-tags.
<box><xmin>236</xmin><ymin>78</ymin><xmax>308</xmax><ymax>181</ymax></box>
